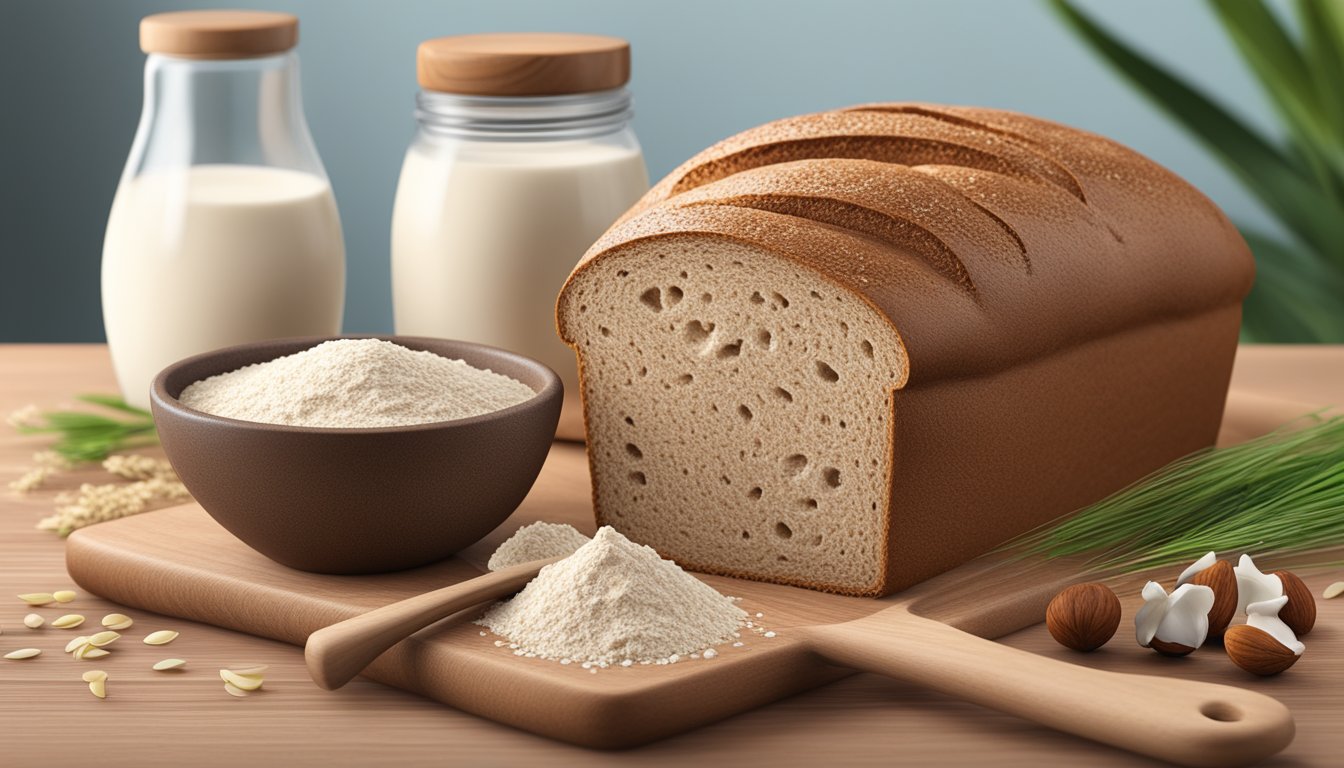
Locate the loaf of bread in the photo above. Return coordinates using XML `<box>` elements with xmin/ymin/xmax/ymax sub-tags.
<box><xmin>556</xmin><ymin>104</ymin><xmax>1254</xmax><ymax>597</ymax></box>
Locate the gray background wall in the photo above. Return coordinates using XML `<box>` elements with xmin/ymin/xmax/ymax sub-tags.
<box><xmin>0</xmin><ymin>0</ymin><xmax>1278</xmax><ymax>342</ymax></box>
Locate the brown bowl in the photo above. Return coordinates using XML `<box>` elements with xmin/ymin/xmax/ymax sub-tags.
<box><xmin>150</xmin><ymin>335</ymin><xmax>562</xmax><ymax>574</ymax></box>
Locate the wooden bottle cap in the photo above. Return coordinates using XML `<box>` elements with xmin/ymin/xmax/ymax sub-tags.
<box><xmin>417</xmin><ymin>33</ymin><xmax>630</xmax><ymax>96</ymax></box>
<box><xmin>140</xmin><ymin>10</ymin><xmax>299</xmax><ymax>59</ymax></box>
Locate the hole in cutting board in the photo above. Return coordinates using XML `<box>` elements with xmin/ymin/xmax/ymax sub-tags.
<box><xmin>1199</xmin><ymin>702</ymin><xmax>1243</xmax><ymax>722</ymax></box>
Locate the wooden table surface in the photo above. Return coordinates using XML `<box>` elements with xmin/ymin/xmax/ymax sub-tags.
<box><xmin>1</xmin><ymin>344</ymin><xmax>1342</xmax><ymax>767</ymax></box>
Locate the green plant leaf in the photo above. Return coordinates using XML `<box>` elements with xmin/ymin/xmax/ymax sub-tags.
<box><xmin>1049</xmin><ymin>0</ymin><xmax>1344</xmax><ymax>260</ymax></box>
<box><xmin>1239</xmin><ymin>228</ymin><xmax>1344</xmax><ymax>342</ymax></box>
<box><xmin>76</xmin><ymin>393</ymin><xmax>153</xmax><ymax>418</ymax></box>
<box><xmin>1296</xmin><ymin>0</ymin><xmax>1344</xmax><ymax>136</ymax></box>
<box><xmin>1208</xmin><ymin>0</ymin><xmax>1344</xmax><ymax>196</ymax></box>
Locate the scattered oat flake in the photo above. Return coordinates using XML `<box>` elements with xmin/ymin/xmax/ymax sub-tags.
<box><xmin>152</xmin><ymin>658</ymin><xmax>186</xmax><ymax>671</ymax></box>
<box><xmin>5</xmin><ymin>648</ymin><xmax>41</xmax><ymax>660</ymax></box>
<box><xmin>224</xmin><ymin>682</ymin><xmax>251</xmax><ymax>698</ymax></box>
<box><xmin>764</xmin><ymin>631</ymin><xmax>777</xmax><ymax>638</ymax></box>
<box><xmin>51</xmin><ymin>614</ymin><xmax>85</xmax><ymax>629</ymax></box>
<box><xmin>219</xmin><ymin>670</ymin><xmax>263</xmax><ymax>691</ymax></box>
<box><xmin>1325</xmin><ymin>581</ymin><xmax>1344</xmax><ymax>600</ymax></box>
<box><xmin>87</xmin><ymin>631</ymin><xmax>121</xmax><ymax>647</ymax></box>
<box><xmin>88</xmin><ymin>678</ymin><xmax>107</xmax><ymax>699</ymax></box>
<box><xmin>703</xmin><ymin>648</ymin><xmax>718</xmax><ymax>659</ymax></box>
<box><xmin>755</xmin><ymin>613</ymin><xmax>763</xmax><ymax>618</ymax></box>
<box><xmin>144</xmin><ymin>630</ymin><xmax>179</xmax><ymax>645</ymax></box>
<box><xmin>23</xmin><ymin>614</ymin><xmax>43</xmax><ymax>629</ymax></box>
<box><xmin>102</xmin><ymin>613</ymin><xmax>133</xmax><ymax>630</ymax></box>
<box><xmin>226</xmin><ymin>664</ymin><xmax>268</xmax><ymax>676</ymax></box>
<box><xmin>80</xmin><ymin>648</ymin><xmax>110</xmax><ymax>659</ymax></box>
<box><xmin>65</xmin><ymin>636</ymin><xmax>90</xmax><ymax>653</ymax></box>
<box><xmin>81</xmin><ymin>669</ymin><xmax>107</xmax><ymax>683</ymax></box>
<box><xmin>53</xmin><ymin>590</ymin><xmax>76</xmax><ymax>603</ymax></box>
<box><xmin>18</xmin><ymin>593</ymin><xmax>55</xmax><ymax>606</ymax></box>
<box><xmin>732</xmin><ymin>642</ymin><xmax>744</xmax><ymax>647</ymax></box>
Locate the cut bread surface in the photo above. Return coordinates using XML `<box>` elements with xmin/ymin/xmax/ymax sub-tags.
<box><xmin>562</xmin><ymin>240</ymin><xmax>906</xmax><ymax>594</ymax></box>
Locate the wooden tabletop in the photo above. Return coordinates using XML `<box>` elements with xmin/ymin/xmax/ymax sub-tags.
<box><xmin>1</xmin><ymin>344</ymin><xmax>1342</xmax><ymax>767</ymax></box>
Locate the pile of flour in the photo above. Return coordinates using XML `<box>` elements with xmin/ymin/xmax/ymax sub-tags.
<box><xmin>478</xmin><ymin>526</ymin><xmax>745</xmax><ymax>665</ymax></box>
<box><xmin>179</xmin><ymin>339</ymin><xmax>535</xmax><ymax>428</ymax></box>
<box><xmin>487</xmin><ymin>521</ymin><xmax>591</xmax><ymax>571</ymax></box>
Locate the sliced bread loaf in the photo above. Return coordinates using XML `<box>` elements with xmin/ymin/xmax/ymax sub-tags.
<box><xmin>557</xmin><ymin>104</ymin><xmax>1254</xmax><ymax>596</ymax></box>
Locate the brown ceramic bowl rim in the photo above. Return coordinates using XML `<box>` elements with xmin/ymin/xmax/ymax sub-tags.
<box><xmin>151</xmin><ymin>334</ymin><xmax>563</xmax><ymax>435</ymax></box>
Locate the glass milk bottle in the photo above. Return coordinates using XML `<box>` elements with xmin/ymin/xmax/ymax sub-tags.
<box><xmin>392</xmin><ymin>34</ymin><xmax>649</xmax><ymax>441</ymax></box>
<box><xmin>103</xmin><ymin>11</ymin><xmax>345</xmax><ymax>408</ymax></box>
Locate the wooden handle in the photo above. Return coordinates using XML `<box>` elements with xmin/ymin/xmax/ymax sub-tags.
<box><xmin>803</xmin><ymin>611</ymin><xmax>1293</xmax><ymax>767</ymax></box>
<box><xmin>304</xmin><ymin>557</ymin><xmax>559</xmax><ymax>690</ymax></box>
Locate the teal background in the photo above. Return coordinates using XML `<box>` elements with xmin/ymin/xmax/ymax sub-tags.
<box><xmin>0</xmin><ymin>0</ymin><xmax>1278</xmax><ymax>341</ymax></box>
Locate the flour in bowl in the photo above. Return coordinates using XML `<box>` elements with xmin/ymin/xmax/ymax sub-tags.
<box><xmin>478</xmin><ymin>526</ymin><xmax>746</xmax><ymax>665</ymax></box>
<box><xmin>179</xmin><ymin>339</ymin><xmax>535</xmax><ymax>428</ymax></box>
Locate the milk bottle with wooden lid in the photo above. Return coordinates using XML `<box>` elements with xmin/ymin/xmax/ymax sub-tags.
<box><xmin>102</xmin><ymin>11</ymin><xmax>345</xmax><ymax>408</ymax></box>
<box><xmin>392</xmin><ymin>34</ymin><xmax>649</xmax><ymax>441</ymax></box>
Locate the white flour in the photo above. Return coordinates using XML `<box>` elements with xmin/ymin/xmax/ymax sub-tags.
<box><xmin>487</xmin><ymin>521</ymin><xmax>591</xmax><ymax>571</ymax></box>
<box><xmin>179</xmin><ymin>339</ymin><xmax>535</xmax><ymax>428</ymax></box>
<box><xmin>478</xmin><ymin>526</ymin><xmax>746</xmax><ymax>665</ymax></box>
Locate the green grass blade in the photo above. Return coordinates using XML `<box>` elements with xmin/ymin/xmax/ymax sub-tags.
<box><xmin>1239</xmin><ymin>228</ymin><xmax>1344</xmax><ymax>342</ymax></box>
<box><xmin>1297</xmin><ymin>0</ymin><xmax>1344</xmax><ymax>134</ymax></box>
<box><xmin>1049</xmin><ymin>0</ymin><xmax>1344</xmax><ymax>257</ymax></box>
<box><xmin>75</xmin><ymin>393</ymin><xmax>154</xmax><ymax>419</ymax></box>
<box><xmin>1209</xmin><ymin>0</ymin><xmax>1344</xmax><ymax>193</ymax></box>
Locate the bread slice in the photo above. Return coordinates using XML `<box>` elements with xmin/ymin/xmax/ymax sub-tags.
<box><xmin>557</xmin><ymin>104</ymin><xmax>1254</xmax><ymax>596</ymax></box>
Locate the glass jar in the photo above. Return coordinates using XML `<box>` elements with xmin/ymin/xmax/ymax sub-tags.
<box><xmin>102</xmin><ymin>11</ymin><xmax>345</xmax><ymax>408</ymax></box>
<box><xmin>391</xmin><ymin>34</ymin><xmax>649</xmax><ymax>441</ymax></box>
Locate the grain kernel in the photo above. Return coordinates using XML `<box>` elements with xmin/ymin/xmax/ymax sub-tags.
<box><xmin>220</xmin><ymin>669</ymin><xmax>263</xmax><ymax>690</ymax></box>
<box><xmin>101</xmin><ymin>613</ymin><xmax>134</xmax><ymax>630</ymax></box>
<box><xmin>152</xmin><ymin>658</ymin><xmax>186</xmax><ymax>671</ymax></box>
<box><xmin>143</xmin><ymin>630</ymin><xmax>179</xmax><ymax>645</ymax></box>
<box><xmin>226</xmin><ymin>664</ymin><xmax>268</xmax><ymax>677</ymax></box>
<box><xmin>223</xmin><ymin>682</ymin><xmax>251</xmax><ymax>698</ymax></box>
<box><xmin>23</xmin><ymin>614</ymin><xmax>43</xmax><ymax>629</ymax></box>
<box><xmin>1325</xmin><ymin>581</ymin><xmax>1344</xmax><ymax>600</ymax></box>
<box><xmin>51</xmin><ymin>614</ymin><xmax>85</xmax><ymax>629</ymax></box>
<box><xmin>87</xmin><ymin>631</ymin><xmax>121</xmax><ymax>647</ymax></box>
<box><xmin>18</xmin><ymin>593</ymin><xmax>54</xmax><ymax>606</ymax></box>
<box><xmin>5</xmin><ymin>648</ymin><xmax>41</xmax><ymax>660</ymax></box>
<box><xmin>64</xmin><ymin>636</ymin><xmax>89</xmax><ymax>653</ymax></box>
<box><xmin>88</xmin><ymin>678</ymin><xmax>107</xmax><ymax>699</ymax></box>
<box><xmin>53</xmin><ymin>590</ymin><xmax>76</xmax><ymax>603</ymax></box>
<box><xmin>81</xmin><ymin>669</ymin><xmax>107</xmax><ymax>683</ymax></box>
<box><xmin>79</xmin><ymin>648</ymin><xmax>110</xmax><ymax>660</ymax></box>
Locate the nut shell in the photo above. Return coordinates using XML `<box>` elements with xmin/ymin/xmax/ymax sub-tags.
<box><xmin>1046</xmin><ymin>583</ymin><xmax>1121</xmax><ymax>652</ymax></box>
<box><xmin>1188</xmin><ymin>559</ymin><xmax>1237</xmax><ymax>636</ymax></box>
<box><xmin>1274</xmin><ymin>570</ymin><xmax>1316</xmax><ymax>636</ymax></box>
<box><xmin>1225</xmin><ymin>624</ymin><xmax>1301</xmax><ymax>676</ymax></box>
<box><xmin>1148</xmin><ymin>638</ymin><xmax>1198</xmax><ymax>657</ymax></box>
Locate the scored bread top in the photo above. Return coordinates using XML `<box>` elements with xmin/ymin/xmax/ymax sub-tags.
<box><xmin>558</xmin><ymin>103</ymin><xmax>1255</xmax><ymax>384</ymax></box>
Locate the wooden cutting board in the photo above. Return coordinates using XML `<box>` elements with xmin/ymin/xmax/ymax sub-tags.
<box><xmin>64</xmin><ymin>391</ymin><xmax>1316</xmax><ymax>761</ymax></box>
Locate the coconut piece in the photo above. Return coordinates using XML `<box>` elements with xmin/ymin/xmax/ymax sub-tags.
<box><xmin>1234</xmin><ymin>554</ymin><xmax>1283</xmax><ymax>614</ymax></box>
<box><xmin>1246</xmin><ymin>596</ymin><xmax>1304</xmax><ymax>656</ymax></box>
<box><xmin>1176</xmin><ymin>551</ymin><xmax>1217</xmax><ymax>586</ymax></box>
<box><xmin>1136</xmin><ymin>581</ymin><xmax>1214</xmax><ymax>654</ymax></box>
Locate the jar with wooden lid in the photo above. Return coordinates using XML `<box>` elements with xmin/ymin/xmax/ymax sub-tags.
<box><xmin>391</xmin><ymin>33</ymin><xmax>649</xmax><ymax>441</ymax></box>
<box><xmin>102</xmin><ymin>10</ymin><xmax>345</xmax><ymax>408</ymax></box>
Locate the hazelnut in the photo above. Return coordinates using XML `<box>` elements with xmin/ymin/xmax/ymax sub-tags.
<box><xmin>1225</xmin><ymin>625</ymin><xmax>1301</xmax><ymax>676</ymax></box>
<box><xmin>1273</xmin><ymin>570</ymin><xmax>1316</xmax><ymax>636</ymax></box>
<box><xmin>1046</xmin><ymin>582</ymin><xmax>1121</xmax><ymax>651</ymax></box>
<box><xmin>1180</xmin><ymin>557</ymin><xmax>1237</xmax><ymax>637</ymax></box>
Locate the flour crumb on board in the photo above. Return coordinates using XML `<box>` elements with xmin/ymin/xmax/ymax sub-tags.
<box><xmin>478</xmin><ymin>526</ymin><xmax>749</xmax><ymax>666</ymax></box>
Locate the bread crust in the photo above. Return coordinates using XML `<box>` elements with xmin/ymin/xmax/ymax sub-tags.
<box><xmin>557</xmin><ymin>103</ymin><xmax>1254</xmax><ymax>596</ymax></box>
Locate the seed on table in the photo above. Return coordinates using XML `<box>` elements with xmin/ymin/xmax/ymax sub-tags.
<box><xmin>1325</xmin><ymin>581</ymin><xmax>1344</xmax><ymax>600</ymax></box>
<box><xmin>18</xmin><ymin>593</ymin><xmax>54</xmax><ymax>606</ymax></box>
<box><xmin>101</xmin><ymin>613</ymin><xmax>133</xmax><ymax>630</ymax></box>
<box><xmin>64</xmin><ymin>635</ymin><xmax>89</xmax><ymax>653</ymax></box>
<box><xmin>226</xmin><ymin>664</ymin><xmax>268</xmax><ymax>677</ymax></box>
<box><xmin>81</xmin><ymin>669</ymin><xmax>107</xmax><ymax>683</ymax></box>
<box><xmin>87</xmin><ymin>631</ymin><xmax>121</xmax><ymax>647</ymax></box>
<box><xmin>152</xmin><ymin>658</ymin><xmax>186</xmax><ymax>671</ymax></box>
<box><xmin>88</xmin><ymin>678</ymin><xmax>107</xmax><ymax>699</ymax></box>
<box><xmin>223</xmin><ymin>682</ymin><xmax>251</xmax><ymax>698</ymax></box>
<box><xmin>23</xmin><ymin>614</ymin><xmax>44</xmax><ymax>629</ymax></box>
<box><xmin>79</xmin><ymin>648</ymin><xmax>110</xmax><ymax>660</ymax></box>
<box><xmin>219</xmin><ymin>669</ymin><xmax>263</xmax><ymax>691</ymax></box>
<box><xmin>5</xmin><ymin>648</ymin><xmax>41</xmax><ymax>660</ymax></box>
<box><xmin>53</xmin><ymin>590</ymin><xmax>77</xmax><ymax>603</ymax></box>
<box><xmin>51</xmin><ymin>614</ymin><xmax>85</xmax><ymax>629</ymax></box>
<box><xmin>143</xmin><ymin>630</ymin><xmax>178</xmax><ymax>645</ymax></box>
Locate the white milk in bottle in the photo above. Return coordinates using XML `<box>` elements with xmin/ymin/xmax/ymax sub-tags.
<box><xmin>103</xmin><ymin>11</ymin><xmax>344</xmax><ymax>407</ymax></box>
<box><xmin>392</xmin><ymin>34</ymin><xmax>649</xmax><ymax>440</ymax></box>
